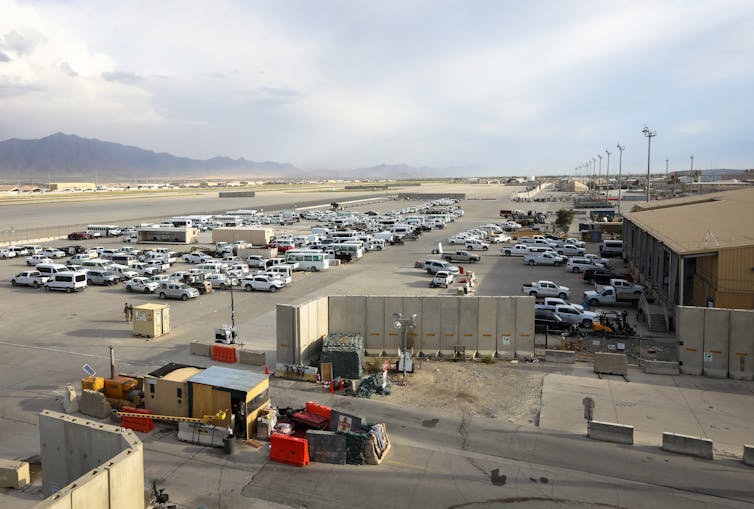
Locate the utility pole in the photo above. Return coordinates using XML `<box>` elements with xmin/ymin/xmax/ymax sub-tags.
<box><xmin>665</xmin><ymin>159</ymin><xmax>669</xmax><ymax>177</ymax></box>
<box><xmin>617</xmin><ymin>143</ymin><xmax>625</xmax><ymax>214</ymax></box>
<box><xmin>605</xmin><ymin>149</ymin><xmax>611</xmax><ymax>200</ymax></box>
<box><xmin>592</xmin><ymin>157</ymin><xmax>597</xmax><ymax>195</ymax></box>
<box><xmin>642</xmin><ymin>125</ymin><xmax>656</xmax><ymax>201</ymax></box>
<box><xmin>691</xmin><ymin>155</ymin><xmax>696</xmax><ymax>182</ymax></box>
<box><xmin>597</xmin><ymin>154</ymin><xmax>603</xmax><ymax>198</ymax></box>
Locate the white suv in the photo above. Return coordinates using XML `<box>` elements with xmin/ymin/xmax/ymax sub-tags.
<box><xmin>423</xmin><ymin>259</ymin><xmax>460</xmax><ymax>275</ymax></box>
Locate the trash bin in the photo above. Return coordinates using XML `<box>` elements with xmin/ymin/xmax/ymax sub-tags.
<box><xmin>223</xmin><ymin>434</ymin><xmax>236</xmax><ymax>455</ymax></box>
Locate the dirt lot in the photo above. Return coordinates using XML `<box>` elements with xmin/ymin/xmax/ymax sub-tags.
<box><xmin>366</xmin><ymin>358</ymin><xmax>545</xmax><ymax>425</ymax></box>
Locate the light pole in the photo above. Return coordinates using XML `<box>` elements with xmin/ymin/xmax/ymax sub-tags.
<box><xmin>393</xmin><ymin>313</ymin><xmax>417</xmax><ymax>381</ymax></box>
<box><xmin>617</xmin><ymin>143</ymin><xmax>625</xmax><ymax>214</ymax></box>
<box><xmin>592</xmin><ymin>157</ymin><xmax>597</xmax><ymax>195</ymax></box>
<box><xmin>597</xmin><ymin>154</ymin><xmax>603</xmax><ymax>197</ymax></box>
<box><xmin>690</xmin><ymin>155</ymin><xmax>695</xmax><ymax>181</ymax></box>
<box><xmin>665</xmin><ymin>158</ymin><xmax>669</xmax><ymax>177</ymax></box>
<box><xmin>605</xmin><ymin>149</ymin><xmax>611</xmax><ymax>200</ymax></box>
<box><xmin>642</xmin><ymin>125</ymin><xmax>656</xmax><ymax>201</ymax></box>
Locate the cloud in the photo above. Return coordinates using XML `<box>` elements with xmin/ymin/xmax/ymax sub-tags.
<box><xmin>1</xmin><ymin>28</ymin><xmax>46</xmax><ymax>55</ymax></box>
<box><xmin>101</xmin><ymin>70</ymin><xmax>143</xmax><ymax>85</ymax></box>
<box><xmin>0</xmin><ymin>51</ymin><xmax>9</xmax><ymax>62</ymax></box>
<box><xmin>60</xmin><ymin>61</ymin><xmax>77</xmax><ymax>77</ymax></box>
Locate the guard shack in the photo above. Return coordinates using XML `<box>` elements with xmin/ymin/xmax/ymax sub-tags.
<box><xmin>187</xmin><ymin>366</ymin><xmax>269</xmax><ymax>439</ymax></box>
<box><xmin>144</xmin><ymin>364</ymin><xmax>270</xmax><ymax>439</ymax></box>
<box><xmin>132</xmin><ymin>303</ymin><xmax>170</xmax><ymax>338</ymax></box>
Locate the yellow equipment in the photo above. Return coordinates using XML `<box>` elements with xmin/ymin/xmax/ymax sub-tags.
<box><xmin>113</xmin><ymin>409</ymin><xmax>228</xmax><ymax>424</ymax></box>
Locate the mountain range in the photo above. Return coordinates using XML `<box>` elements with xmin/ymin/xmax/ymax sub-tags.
<box><xmin>0</xmin><ymin>133</ymin><xmax>478</xmax><ymax>180</ymax></box>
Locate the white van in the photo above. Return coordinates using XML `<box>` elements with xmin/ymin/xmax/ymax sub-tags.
<box><xmin>81</xmin><ymin>259</ymin><xmax>113</xmax><ymax>271</ymax></box>
<box><xmin>196</xmin><ymin>262</ymin><xmax>228</xmax><ymax>273</ymax></box>
<box><xmin>366</xmin><ymin>239</ymin><xmax>385</xmax><ymax>251</ymax></box>
<box><xmin>111</xmin><ymin>254</ymin><xmax>136</xmax><ymax>266</ymax></box>
<box><xmin>600</xmin><ymin>240</ymin><xmax>624</xmax><ymax>258</ymax></box>
<box><xmin>35</xmin><ymin>263</ymin><xmax>69</xmax><ymax>277</ymax></box>
<box><xmin>44</xmin><ymin>271</ymin><xmax>88</xmax><ymax>292</ymax></box>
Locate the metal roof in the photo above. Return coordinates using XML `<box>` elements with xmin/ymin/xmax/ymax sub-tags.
<box><xmin>626</xmin><ymin>187</ymin><xmax>754</xmax><ymax>255</ymax></box>
<box><xmin>187</xmin><ymin>365</ymin><xmax>267</xmax><ymax>392</ymax></box>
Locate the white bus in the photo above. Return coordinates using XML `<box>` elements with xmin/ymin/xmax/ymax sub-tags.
<box><xmin>285</xmin><ymin>249</ymin><xmax>330</xmax><ymax>272</ymax></box>
<box><xmin>86</xmin><ymin>225</ymin><xmax>122</xmax><ymax>237</ymax></box>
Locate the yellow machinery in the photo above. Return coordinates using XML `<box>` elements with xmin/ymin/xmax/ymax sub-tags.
<box><xmin>113</xmin><ymin>409</ymin><xmax>228</xmax><ymax>424</ymax></box>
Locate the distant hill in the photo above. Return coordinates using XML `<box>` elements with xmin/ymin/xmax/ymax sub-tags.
<box><xmin>318</xmin><ymin>163</ymin><xmax>486</xmax><ymax>179</ymax></box>
<box><xmin>0</xmin><ymin>133</ymin><xmax>301</xmax><ymax>179</ymax></box>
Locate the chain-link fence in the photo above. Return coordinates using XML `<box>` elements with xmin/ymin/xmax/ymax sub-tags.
<box><xmin>0</xmin><ymin>224</ymin><xmax>89</xmax><ymax>247</ymax></box>
<box><xmin>535</xmin><ymin>330</ymin><xmax>678</xmax><ymax>365</ymax></box>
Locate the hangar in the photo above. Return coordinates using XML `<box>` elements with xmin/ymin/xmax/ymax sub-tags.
<box><xmin>623</xmin><ymin>187</ymin><xmax>754</xmax><ymax>328</ymax></box>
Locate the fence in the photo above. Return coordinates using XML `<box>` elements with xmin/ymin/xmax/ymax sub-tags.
<box><xmin>0</xmin><ymin>223</ymin><xmax>89</xmax><ymax>247</ymax></box>
<box><xmin>535</xmin><ymin>330</ymin><xmax>678</xmax><ymax>365</ymax></box>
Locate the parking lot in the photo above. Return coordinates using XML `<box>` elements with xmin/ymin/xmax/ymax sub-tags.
<box><xmin>8</xmin><ymin>183</ymin><xmax>743</xmax><ymax>509</ymax></box>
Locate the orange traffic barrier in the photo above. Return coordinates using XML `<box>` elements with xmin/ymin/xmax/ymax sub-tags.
<box><xmin>305</xmin><ymin>402</ymin><xmax>332</xmax><ymax>421</ymax></box>
<box><xmin>119</xmin><ymin>406</ymin><xmax>154</xmax><ymax>433</ymax></box>
<box><xmin>211</xmin><ymin>344</ymin><xmax>238</xmax><ymax>363</ymax></box>
<box><xmin>269</xmin><ymin>433</ymin><xmax>309</xmax><ymax>467</ymax></box>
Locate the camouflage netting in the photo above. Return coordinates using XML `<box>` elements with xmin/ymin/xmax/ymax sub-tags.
<box><xmin>337</xmin><ymin>430</ymin><xmax>367</xmax><ymax>465</ymax></box>
<box><xmin>321</xmin><ymin>333</ymin><xmax>364</xmax><ymax>379</ymax></box>
<box><xmin>356</xmin><ymin>373</ymin><xmax>391</xmax><ymax>399</ymax></box>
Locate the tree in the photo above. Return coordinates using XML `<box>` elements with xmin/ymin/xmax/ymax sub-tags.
<box><xmin>554</xmin><ymin>209</ymin><xmax>574</xmax><ymax>234</ymax></box>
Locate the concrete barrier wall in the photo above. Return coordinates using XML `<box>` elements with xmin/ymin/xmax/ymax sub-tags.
<box><xmin>587</xmin><ymin>420</ymin><xmax>634</xmax><ymax>445</ymax></box>
<box><xmin>35</xmin><ymin>410</ymin><xmax>144</xmax><ymax>509</ymax></box>
<box><xmin>677</xmin><ymin>306</ymin><xmax>754</xmax><ymax>379</ymax></box>
<box><xmin>594</xmin><ymin>353</ymin><xmax>628</xmax><ymax>376</ymax></box>
<box><xmin>329</xmin><ymin>296</ymin><xmax>534</xmax><ymax>359</ymax></box>
<box><xmin>729</xmin><ymin>310</ymin><xmax>754</xmax><ymax>381</ymax></box>
<box><xmin>745</xmin><ymin>445</ymin><xmax>754</xmax><ymax>466</ymax></box>
<box><xmin>662</xmin><ymin>432</ymin><xmax>713</xmax><ymax>459</ymax></box>
<box><xmin>703</xmin><ymin>308</ymin><xmax>730</xmax><ymax>378</ymax></box>
<box><xmin>280</xmin><ymin>295</ymin><xmax>535</xmax><ymax>362</ymax></box>
<box><xmin>678</xmin><ymin>306</ymin><xmax>704</xmax><ymax>375</ymax></box>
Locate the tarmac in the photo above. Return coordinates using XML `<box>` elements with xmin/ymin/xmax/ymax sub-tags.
<box><xmin>539</xmin><ymin>364</ymin><xmax>754</xmax><ymax>458</ymax></box>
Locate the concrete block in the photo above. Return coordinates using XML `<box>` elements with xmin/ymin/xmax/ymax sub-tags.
<box><xmin>306</xmin><ymin>430</ymin><xmax>347</xmax><ymax>464</ymax></box>
<box><xmin>79</xmin><ymin>389</ymin><xmax>112</xmax><ymax>419</ymax></box>
<box><xmin>703</xmin><ymin>308</ymin><xmax>730</xmax><ymax>378</ymax></box>
<box><xmin>238</xmin><ymin>349</ymin><xmax>266</xmax><ymax>366</ymax></box>
<box><xmin>662</xmin><ymin>432</ymin><xmax>713</xmax><ymax>459</ymax></box>
<box><xmin>515</xmin><ymin>296</ymin><xmax>535</xmax><ymax>358</ymax></box>
<box><xmin>587</xmin><ymin>420</ymin><xmax>634</xmax><ymax>445</ymax></box>
<box><xmin>677</xmin><ymin>306</ymin><xmax>704</xmax><ymax>375</ymax></box>
<box><xmin>61</xmin><ymin>384</ymin><xmax>78</xmax><ymax>414</ymax></box>
<box><xmin>189</xmin><ymin>340</ymin><xmax>211</xmax><ymax>357</ymax></box>
<box><xmin>744</xmin><ymin>445</ymin><xmax>754</xmax><ymax>467</ymax></box>
<box><xmin>33</xmin><ymin>488</ymin><xmax>73</xmax><ymax>509</ymax></box>
<box><xmin>0</xmin><ymin>459</ymin><xmax>30</xmax><ymax>488</ymax></box>
<box><xmin>643</xmin><ymin>360</ymin><xmax>680</xmax><ymax>375</ymax></box>
<box><xmin>729</xmin><ymin>310</ymin><xmax>754</xmax><ymax>381</ymax></box>
<box><xmin>105</xmin><ymin>447</ymin><xmax>145</xmax><ymax>509</ymax></box>
<box><xmin>545</xmin><ymin>349</ymin><xmax>575</xmax><ymax>364</ymax></box>
<box><xmin>594</xmin><ymin>352</ymin><xmax>627</xmax><ymax>376</ymax></box>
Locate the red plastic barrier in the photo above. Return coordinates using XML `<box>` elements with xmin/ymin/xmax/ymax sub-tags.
<box><xmin>270</xmin><ymin>433</ymin><xmax>310</xmax><ymax>467</ymax></box>
<box><xmin>305</xmin><ymin>401</ymin><xmax>332</xmax><ymax>422</ymax></box>
<box><xmin>119</xmin><ymin>406</ymin><xmax>154</xmax><ymax>433</ymax></box>
<box><xmin>292</xmin><ymin>411</ymin><xmax>329</xmax><ymax>430</ymax></box>
<box><xmin>211</xmin><ymin>344</ymin><xmax>238</xmax><ymax>363</ymax></box>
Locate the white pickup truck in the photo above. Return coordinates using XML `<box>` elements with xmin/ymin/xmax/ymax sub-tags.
<box><xmin>11</xmin><ymin>270</ymin><xmax>49</xmax><ymax>288</ymax></box>
<box><xmin>501</xmin><ymin>244</ymin><xmax>530</xmax><ymax>256</ymax></box>
<box><xmin>521</xmin><ymin>280</ymin><xmax>570</xmax><ymax>299</ymax></box>
<box><xmin>583</xmin><ymin>279</ymin><xmax>644</xmax><ymax>306</ymax></box>
<box><xmin>523</xmin><ymin>251</ymin><xmax>565</xmax><ymax>266</ymax></box>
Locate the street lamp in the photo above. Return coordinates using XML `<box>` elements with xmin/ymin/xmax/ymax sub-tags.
<box><xmin>616</xmin><ymin>144</ymin><xmax>625</xmax><ymax>213</ymax></box>
<box><xmin>592</xmin><ymin>157</ymin><xmax>597</xmax><ymax>194</ymax></box>
<box><xmin>597</xmin><ymin>153</ymin><xmax>603</xmax><ymax>197</ymax></box>
<box><xmin>642</xmin><ymin>125</ymin><xmax>656</xmax><ymax>201</ymax></box>
<box><xmin>605</xmin><ymin>149</ymin><xmax>611</xmax><ymax>200</ymax></box>
<box><xmin>393</xmin><ymin>312</ymin><xmax>417</xmax><ymax>381</ymax></box>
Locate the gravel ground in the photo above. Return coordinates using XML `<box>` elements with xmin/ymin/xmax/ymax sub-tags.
<box><xmin>372</xmin><ymin>358</ymin><xmax>545</xmax><ymax>426</ymax></box>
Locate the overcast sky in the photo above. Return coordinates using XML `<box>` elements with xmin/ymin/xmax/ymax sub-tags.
<box><xmin>1</xmin><ymin>0</ymin><xmax>753</xmax><ymax>174</ymax></box>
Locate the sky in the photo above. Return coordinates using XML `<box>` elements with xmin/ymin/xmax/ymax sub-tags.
<box><xmin>1</xmin><ymin>0</ymin><xmax>753</xmax><ymax>175</ymax></box>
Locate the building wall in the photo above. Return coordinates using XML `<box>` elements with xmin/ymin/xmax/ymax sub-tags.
<box><xmin>190</xmin><ymin>383</ymin><xmax>232</xmax><ymax>428</ymax></box>
<box><xmin>718</xmin><ymin>247</ymin><xmax>754</xmax><ymax>294</ymax></box>
<box><xmin>212</xmin><ymin>227</ymin><xmax>273</xmax><ymax>245</ymax></box>
<box><xmin>49</xmin><ymin>182</ymin><xmax>96</xmax><ymax>191</ymax></box>
<box><xmin>143</xmin><ymin>377</ymin><xmax>190</xmax><ymax>417</ymax></box>
<box><xmin>244</xmin><ymin>377</ymin><xmax>270</xmax><ymax>438</ymax></box>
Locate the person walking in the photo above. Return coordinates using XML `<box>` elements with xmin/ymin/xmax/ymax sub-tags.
<box><xmin>124</xmin><ymin>302</ymin><xmax>131</xmax><ymax>322</ymax></box>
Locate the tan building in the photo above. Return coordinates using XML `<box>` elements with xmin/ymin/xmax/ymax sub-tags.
<box><xmin>623</xmin><ymin>188</ymin><xmax>754</xmax><ymax>322</ymax></box>
<box><xmin>49</xmin><ymin>182</ymin><xmax>96</xmax><ymax>191</ymax></box>
<box><xmin>144</xmin><ymin>364</ymin><xmax>270</xmax><ymax>439</ymax></box>
<box><xmin>212</xmin><ymin>227</ymin><xmax>274</xmax><ymax>245</ymax></box>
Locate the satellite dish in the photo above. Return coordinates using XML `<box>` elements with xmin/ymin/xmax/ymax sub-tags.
<box><xmin>393</xmin><ymin>321</ymin><xmax>402</xmax><ymax>329</ymax></box>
